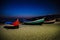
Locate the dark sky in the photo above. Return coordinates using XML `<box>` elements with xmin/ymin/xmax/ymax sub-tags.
<box><xmin>0</xmin><ymin>0</ymin><xmax>60</xmax><ymax>17</ymax></box>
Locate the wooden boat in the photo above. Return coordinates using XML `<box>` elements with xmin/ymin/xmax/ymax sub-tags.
<box><xmin>23</xmin><ymin>18</ymin><xmax>45</xmax><ymax>25</ymax></box>
<box><xmin>4</xmin><ymin>19</ymin><xmax>20</xmax><ymax>29</ymax></box>
<box><xmin>44</xmin><ymin>19</ymin><xmax>56</xmax><ymax>24</ymax></box>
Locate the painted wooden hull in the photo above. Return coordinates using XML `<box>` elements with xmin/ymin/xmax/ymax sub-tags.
<box><xmin>4</xmin><ymin>25</ymin><xmax>19</xmax><ymax>29</ymax></box>
<box><xmin>23</xmin><ymin>22</ymin><xmax>44</xmax><ymax>25</ymax></box>
<box><xmin>4</xmin><ymin>19</ymin><xmax>20</xmax><ymax>29</ymax></box>
<box><xmin>23</xmin><ymin>18</ymin><xmax>45</xmax><ymax>25</ymax></box>
<box><xmin>44</xmin><ymin>19</ymin><xmax>55</xmax><ymax>24</ymax></box>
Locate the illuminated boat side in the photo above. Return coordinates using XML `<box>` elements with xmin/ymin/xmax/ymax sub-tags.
<box><xmin>4</xmin><ymin>19</ymin><xmax>20</xmax><ymax>29</ymax></box>
<box><xmin>44</xmin><ymin>19</ymin><xmax>56</xmax><ymax>24</ymax></box>
<box><xmin>23</xmin><ymin>18</ymin><xmax>45</xmax><ymax>25</ymax></box>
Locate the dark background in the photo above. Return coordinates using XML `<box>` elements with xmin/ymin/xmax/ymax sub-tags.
<box><xmin>0</xmin><ymin>0</ymin><xmax>60</xmax><ymax>17</ymax></box>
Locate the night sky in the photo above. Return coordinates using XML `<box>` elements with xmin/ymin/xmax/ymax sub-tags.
<box><xmin>0</xmin><ymin>0</ymin><xmax>60</xmax><ymax>17</ymax></box>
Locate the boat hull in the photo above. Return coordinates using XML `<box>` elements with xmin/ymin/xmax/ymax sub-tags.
<box><xmin>23</xmin><ymin>18</ymin><xmax>45</xmax><ymax>25</ymax></box>
<box><xmin>23</xmin><ymin>22</ymin><xmax>44</xmax><ymax>25</ymax></box>
<box><xmin>44</xmin><ymin>22</ymin><xmax>55</xmax><ymax>24</ymax></box>
<box><xmin>4</xmin><ymin>25</ymin><xmax>19</xmax><ymax>29</ymax></box>
<box><xmin>44</xmin><ymin>19</ymin><xmax>55</xmax><ymax>24</ymax></box>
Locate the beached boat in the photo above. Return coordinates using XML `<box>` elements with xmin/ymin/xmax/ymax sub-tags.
<box><xmin>23</xmin><ymin>18</ymin><xmax>45</xmax><ymax>25</ymax></box>
<box><xmin>44</xmin><ymin>19</ymin><xmax>56</xmax><ymax>24</ymax></box>
<box><xmin>4</xmin><ymin>19</ymin><xmax>20</xmax><ymax>29</ymax></box>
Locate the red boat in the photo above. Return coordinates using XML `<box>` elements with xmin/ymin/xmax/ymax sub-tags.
<box><xmin>4</xmin><ymin>19</ymin><xmax>20</xmax><ymax>29</ymax></box>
